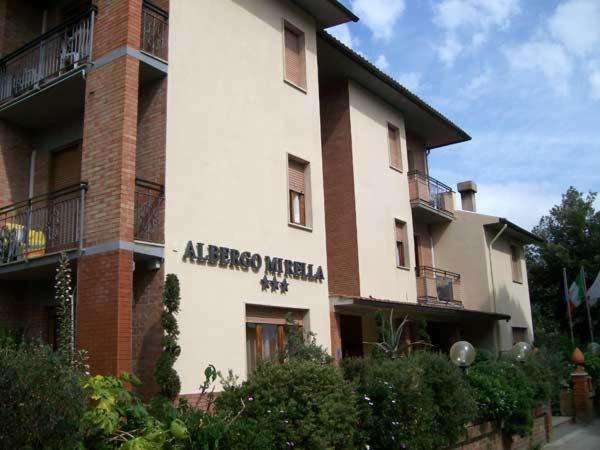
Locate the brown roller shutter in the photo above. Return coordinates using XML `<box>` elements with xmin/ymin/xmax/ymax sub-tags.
<box><xmin>288</xmin><ymin>159</ymin><xmax>305</xmax><ymax>194</ymax></box>
<box><xmin>284</xmin><ymin>24</ymin><xmax>306</xmax><ymax>89</ymax></box>
<box><xmin>50</xmin><ymin>145</ymin><xmax>82</xmax><ymax>191</ymax></box>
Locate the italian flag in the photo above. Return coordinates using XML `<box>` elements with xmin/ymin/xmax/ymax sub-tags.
<box><xmin>568</xmin><ymin>271</ymin><xmax>585</xmax><ymax>312</ymax></box>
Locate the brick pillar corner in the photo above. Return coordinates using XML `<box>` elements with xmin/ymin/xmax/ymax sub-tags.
<box><xmin>330</xmin><ymin>311</ymin><xmax>342</xmax><ymax>366</ymax></box>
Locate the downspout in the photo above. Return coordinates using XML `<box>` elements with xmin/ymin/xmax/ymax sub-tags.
<box><xmin>488</xmin><ymin>224</ymin><xmax>507</xmax><ymax>354</ymax></box>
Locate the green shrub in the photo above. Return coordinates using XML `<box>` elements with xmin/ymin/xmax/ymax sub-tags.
<box><xmin>522</xmin><ymin>349</ymin><xmax>564</xmax><ymax>402</ymax></box>
<box><xmin>343</xmin><ymin>351</ymin><xmax>476</xmax><ymax>450</ymax></box>
<box><xmin>218</xmin><ymin>360</ymin><xmax>360</xmax><ymax>449</ymax></box>
<box><xmin>284</xmin><ymin>316</ymin><xmax>332</xmax><ymax>364</ymax></box>
<box><xmin>155</xmin><ymin>273</ymin><xmax>182</xmax><ymax>401</ymax></box>
<box><xmin>0</xmin><ymin>343</ymin><xmax>87</xmax><ymax>449</ymax></box>
<box><xmin>467</xmin><ymin>357</ymin><xmax>535</xmax><ymax>436</ymax></box>
<box><xmin>585</xmin><ymin>351</ymin><xmax>600</xmax><ymax>383</ymax></box>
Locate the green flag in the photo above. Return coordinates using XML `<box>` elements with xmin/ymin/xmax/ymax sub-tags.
<box><xmin>568</xmin><ymin>271</ymin><xmax>585</xmax><ymax>309</ymax></box>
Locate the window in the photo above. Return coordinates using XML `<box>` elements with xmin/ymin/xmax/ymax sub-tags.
<box><xmin>388</xmin><ymin>124</ymin><xmax>402</xmax><ymax>171</ymax></box>
<box><xmin>283</xmin><ymin>21</ymin><xmax>306</xmax><ymax>90</ymax></box>
<box><xmin>512</xmin><ymin>327</ymin><xmax>528</xmax><ymax>345</ymax></box>
<box><xmin>246</xmin><ymin>306</ymin><xmax>304</xmax><ymax>373</ymax></box>
<box><xmin>288</xmin><ymin>157</ymin><xmax>309</xmax><ymax>227</ymax></box>
<box><xmin>395</xmin><ymin>220</ymin><xmax>408</xmax><ymax>267</ymax></box>
<box><xmin>510</xmin><ymin>244</ymin><xmax>522</xmax><ymax>283</ymax></box>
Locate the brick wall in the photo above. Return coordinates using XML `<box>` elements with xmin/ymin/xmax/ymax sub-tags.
<box><xmin>320</xmin><ymin>80</ymin><xmax>361</xmax><ymax>297</ymax></box>
<box><xmin>132</xmin><ymin>265</ymin><xmax>164</xmax><ymax>399</ymax></box>
<box><xmin>92</xmin><ymin>0</ymin><xmax>142</xmax><ymax>59</ymax></box>
<box><xmin>0</xmin><ymin>122</ymin><xmax>32</xmax><ymax>206</ymax></box>
<box><xmin>0</xmin><ymin>0</ymin><xmax>43</xmax><ymax>56</ymax></box>
<box><xmin>330</xmin><ymin>311</ymin><xmax>342</xmax><ymax>364</ymax></box>
<box><xmin>81</xmin><ymin>56</ymin><xmax>139</xmax><ymax>246</ymax></box>
<box><xmin>77</xmin><ymin>250</ymin><xmax>133</xmax><ymax>375</ymax></box>
<box><xmin>136</xmin><ymin>78</ymin><xmax>167</xmax><ymax>185</ymax></box>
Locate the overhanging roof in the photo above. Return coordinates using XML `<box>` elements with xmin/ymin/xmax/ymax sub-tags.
<box><xmin>318</xmin><ymin>31</ymin><xmax>471</xmax><ymax>149</ymax></box>
<box><xmin>332</xmin><ymin>296</ymin><xmax>510</xmax><ymax>322</ymax></box>
<box><xmin>291</xmin><ymin>0</ymin><xmax>358</xmax><ymax>28</ymax></box>
<box><xmin>485</xmin><ymin>218</ymin><xmax>544</xmax><ymax>245</ymax></box>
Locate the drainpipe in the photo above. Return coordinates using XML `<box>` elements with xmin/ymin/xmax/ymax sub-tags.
<box><xmin>488</xmin><ymin>224</ymin><xmax>507</xmax><ymax>354</ymax></box>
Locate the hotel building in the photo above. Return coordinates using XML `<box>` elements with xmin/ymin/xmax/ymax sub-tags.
<box><xmin>0</xmin><ymin>0</ymin><xmax>541</xmax><ymax>398</ymax></box>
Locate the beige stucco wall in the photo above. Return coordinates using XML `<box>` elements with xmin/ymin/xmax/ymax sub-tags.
<box><xmin>432</xmin><ymin>209</ymin><xmax>534</xmax><ymax>352</ymax></box>
<box><xmin>347</xmin><ymin>81</ymin><xmax>417</xmax><ymax>303</ymax></box>
<box><xmin>164</xmin><ymin>0</ymin><xmax>330</xmax><ymax>394</ymax></box>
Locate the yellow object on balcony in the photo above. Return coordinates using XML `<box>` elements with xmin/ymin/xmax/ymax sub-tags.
<box><xmin>5</xmin><ymin>223</ymin><xmax>47</xmax><ymax>258</ymax></box>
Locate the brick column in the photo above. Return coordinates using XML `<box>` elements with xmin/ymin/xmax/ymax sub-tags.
<box><xmin>76</xmin><ymin>0</ymin><xmax>142</xmax><ymax>376</ymax></box>
<box><xmin>571</xmin><ymin>348</ymin><xmax>595</xmax><ymax>423</ymax></box>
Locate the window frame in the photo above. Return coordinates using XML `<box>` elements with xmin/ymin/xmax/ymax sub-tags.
<box><xmin>282</xmin><ymin>19</ymin><xmax>307</xmax><ymax>93</ymax></box>
<box><xmin>287</xmin><ymin>154</ymin><xmax>312</xmax><ymax>231</ymax></box>
<box><xmin>388</xmin><ymin>123</ymin><xmax>402</xmax><ymax>172</ymax></box>
<box><xmin>395</xmin><ymin>219</ymin><xmax>409</xmax><ymax>269</ymax></box>
<box><xmin>510</xmin><ymin>244</ymin><xmax>523</xmax><ymax>283</ymax></box>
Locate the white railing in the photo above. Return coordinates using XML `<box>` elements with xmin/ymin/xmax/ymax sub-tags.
<box><xmin>0</xmin><ymin>8</ymin><xmax>95</xmax><ymax>105</ymax></box>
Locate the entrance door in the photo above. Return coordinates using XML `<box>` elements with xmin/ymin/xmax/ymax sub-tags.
<box><xmin>340</xmin><ymin>314</ymin><xmax>363</xmax><ymax>358</ymax></box>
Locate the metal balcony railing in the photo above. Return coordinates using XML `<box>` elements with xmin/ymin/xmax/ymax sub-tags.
<box><xmin>408</xmin><ymin>171</ymin><xmax>454</xmax><ymax>214</ymax></box>
<box><xmin>141</xmin><ymin>2</ymin><xmax>169</xmax><ymax>61</ymax></box>
<box><xmin>415</xmin><ymin>266</ymin><xmax>462</xmax><ymax>304</ymax></box>
<box><xmin>134</xmin><ymin>178</ymin><xmax>164</xmax><ymax>244</ymax></box>
<box><xmin>0</xmin><ymin>8</ymin><xmax>96</xmax><ymax>105</ymax></box>
<box><xmin>0</xmin><ymin>183</ymin><xmax>88</xmax><ymax>266</ymax></box>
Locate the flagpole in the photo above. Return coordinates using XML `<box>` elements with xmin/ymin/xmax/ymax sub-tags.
<box><xmin>563</xmin><ymin>268</ymin><xmax>575</xmax><ymax>345</ymax></box>
<box><xmin>581</xmin><ymin>266</ymin><xmax>595</xmax><ymax>343</ymax></box>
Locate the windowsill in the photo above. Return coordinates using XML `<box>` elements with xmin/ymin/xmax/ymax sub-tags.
<box><xmin>288</xmin><ymin>222</ymin><xmax>313</xmax><ymax>232</ymax></box>
<box><xmin>284</xmin><ymin>78</ymin><xmax>308</xmax><ymax>94</ymax></box>
<box><xmin>389</xmin><ymin>165</ymin><xmax>403</xmax><ymax>174</ymax></box>
<box><xmin>512</xmin><ymin>280</ymin><xmax>523</xmax><ymax>285</ymax></box>
<box><xmin>397</xmin><ymin>265</ymin><xmax>411</xmax><ymax>271</ymax></box>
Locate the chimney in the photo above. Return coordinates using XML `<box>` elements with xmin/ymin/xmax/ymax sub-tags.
<box><xmin>457</xmin><ymin>181</ymin><xmax>477</xmax><ymax>212</ymax></box>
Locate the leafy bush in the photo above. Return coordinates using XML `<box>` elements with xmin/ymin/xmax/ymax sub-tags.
<box><xmin>218</xmin><ymin>360</ymin><xmax>360</xmax><ymax>449</ymax></box>
<box><xmin>585</xmin><ymin>351</ymin><xmax>600</xmax><ymax>383</ymax></box>
<box><xmin>467</xmin><ymin>357</ymin><xmax>535</xmax><ymax>436</ymax></box>
<box><xmin>522</xmin><ymin>349</ymin><xmax>565</xmax><ymax>402</ymax></box>
<box><xmin>284</xmin><ymin>316</ymin><xmax>332</xmax><ymax>364</ymax></box>
<box><xmin>0</xmin><ymin>343</ymin><xmax>87</xmax><ymax>449</ymax></box>
<box><xmin>343</xmin><ymin>351</ymin><xmax>476</xmax><ymax>450</ymax></box>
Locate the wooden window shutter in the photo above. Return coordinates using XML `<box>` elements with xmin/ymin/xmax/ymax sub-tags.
<box><xmin>396</xmin><ymin>221</ymin><xmax>406</xmax><ymax>267</ymax></box>
<box><xmin>388</xmin><ymin>125</ymin><xmax>401</xmax><ymax>169</ymax></box>
<box><xmin>284</xmin><ymin>24</ymin><xmax>306</xmax><ymax>88</ymax></box>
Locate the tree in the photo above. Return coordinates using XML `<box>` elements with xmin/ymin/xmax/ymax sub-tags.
<box><xmin>527</xmin><ymin>187</ymin><xmax>600</xmax><ymax>343</ymax></box>
<box><xmin>55</xmin><ymin>252</ymin><xmax>74</xmax><ymax>360</ymax></box>
<box><xmin>155</xmin><ymin>273</ymin><xmax>182</xmax><ymax>400</ymax></box>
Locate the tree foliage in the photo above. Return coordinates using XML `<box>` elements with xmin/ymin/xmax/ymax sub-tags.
<box><xmin>155</xmin><ymin>273</ymin><xmax>182</xmax><ymax>400</ymax></box>
<box><xmin>55</xmin><ymin>252</ymin><xmax>74</xmax><ymax>360</ymax></box>
<box><xmin>527</xmin><ymin>187</ymin><xmax>600</xmax><ymax>342</ymax></box>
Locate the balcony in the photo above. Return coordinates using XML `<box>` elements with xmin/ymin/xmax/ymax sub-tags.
<box><xmin>408</xmin><ymin>171</ymin><xmax>455</xmax><ymax>223</ymax></box>
<box><xmin>0</xmin><ymin>183</ymin><xmax>87</xmax><ymax>268</ymax></box>
<box><xmin>0</xmin><ymin>7</ymin><xmax>95</xmax><ymax>128</ymax></box>
<box><xmin>134</xmin><ymin>179</ymin><xmax>164</xmax><ymax>245</ymax></box>
<box><xmin>416</xmin><ymin>266</ymin><xmax>462</xmax><ymax>307</ymax></box>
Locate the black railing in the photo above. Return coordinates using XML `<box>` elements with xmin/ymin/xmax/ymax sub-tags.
<box><xmin>134</xmin><ymin>178</ymin><xmax>164</xmax><ymax>244</ymax></box>
<box><xmin>415</xmin><ymin>266</ymin><xmax>461</xmax><ymax>303</ymax></box>
<box><xmin>141</xmin><ymin>2</ymin><xmax>168</xmax><ymax>61</ymax></box>
<box><xmin>0</xmin><ymin>7</ymin><xmax>96</xmax><ymax>104</ymax></box>
<box><xmin>0</xmin><ymin>183</ymin><xmax>87</xmax><ymax>266</ymax></box>
<box><xmin>408</xmin><ymin>171</ymin><xmax>453</xmax><ymax>213</ymax></box>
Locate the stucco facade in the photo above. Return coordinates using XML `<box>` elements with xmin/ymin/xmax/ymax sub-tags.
<box><xmin>432</xmin><ymin>209</ymin><xmax>535</xmax><ymax>352</ymax></box>
<box><xmin>164</xmin><ymin>0</ymin><xmax>331</xmax><ymax>394</ymax></box>
<box><xmin>348</xmin><ymin>82</ymin><xmax>417</xmax><ymax>303</ymax></box>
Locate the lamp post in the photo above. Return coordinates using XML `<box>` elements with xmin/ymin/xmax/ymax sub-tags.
<box><xmin>450</xmin><ymin>341</ymin><xmax>476</xmax><ymax>373</ymax></box>
<box><xmin>511</xmin><ymin>342</ymin><xmax>532</xmax><ymax>363</ymax></box>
